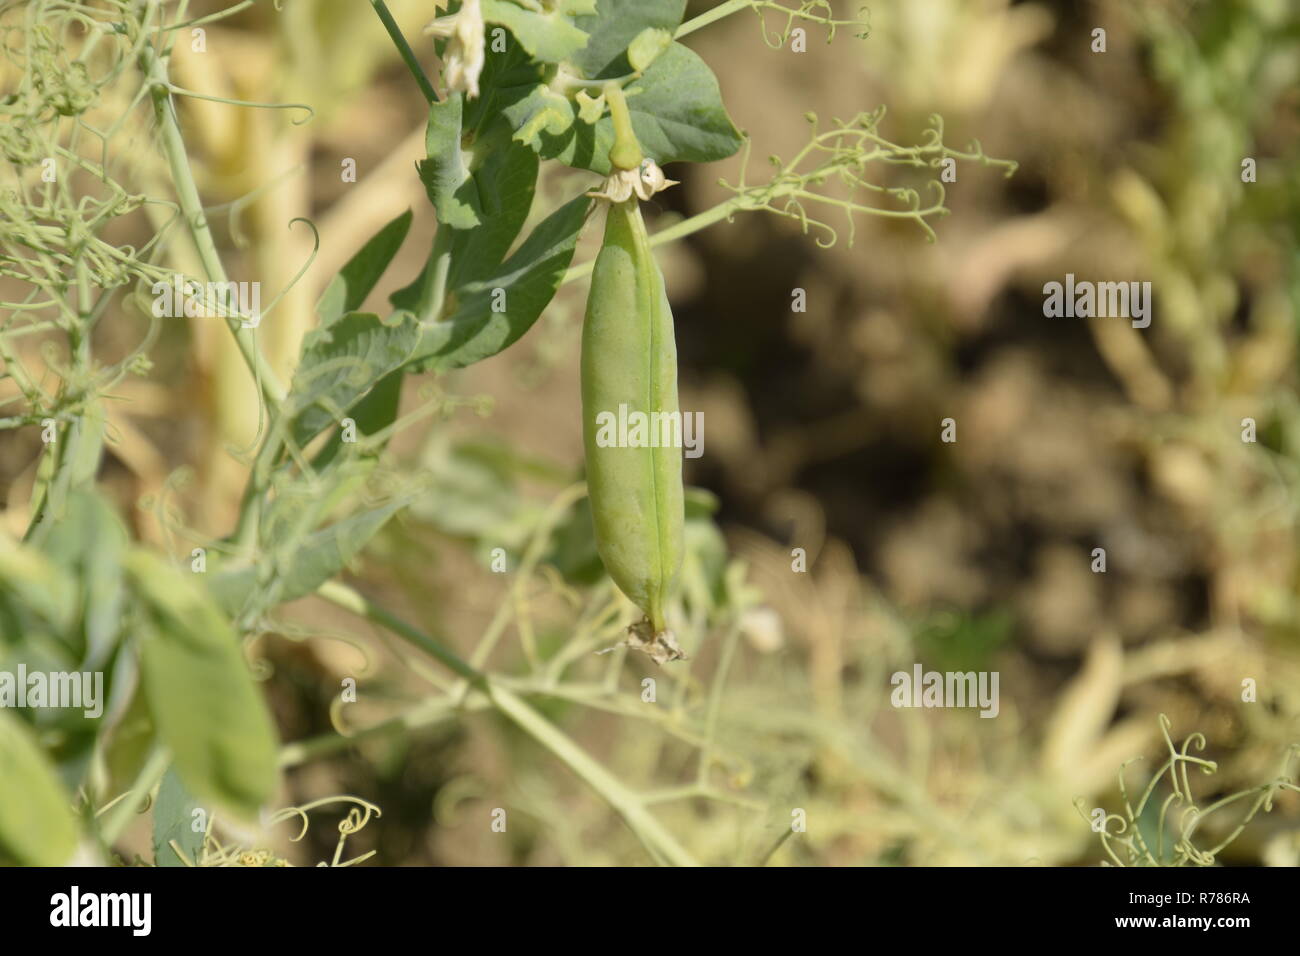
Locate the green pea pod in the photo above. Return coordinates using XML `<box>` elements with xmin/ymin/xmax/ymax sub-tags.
<box><xmin>581</xmin><ymin>198</ymin><xmax>684</xmax><ymax>641</ymax></box>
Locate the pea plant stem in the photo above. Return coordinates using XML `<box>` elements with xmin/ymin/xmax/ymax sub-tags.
<box><xmin>99</xmin><ymin>747</ymin><xmax>170</xmax><ymax>847</ymax></box>
<box><xmin>138</xmin><ymin>8</ymin><xmax>297</xmax><ymax>554</ymax></box>
<box><xmin>676</xmin><ymin>0</ymin><xmax>752</xmax><ymax>39</ymax></box>
<box><xmin>697</xmin><ymin>616</ymin><xmax>742</xmax><ymax>785</ymax></box>
<box><xmin>488</xmin><ymin>686</ymin><xmax>699</xmax><ymax>867</ymax></box>
<box><xmin>140</xmin><ymin>35</ymin><xmax>288</xmax><ymax>554</ymax></box>
<box><xmin>230</xmin><ymin>420</ymin><xmax>282</xmax><ymax>553</ymax></box>
<box><xmin>371</xmin><ymin>0</ymin><xmax>439</xmax><ymax>105</ymax></box>
<box><xmin>278</xmin><ymin>696</ymin><xmax>486</xmax><ymax>767</ymax></box>
<box><xmin>316</xmin><ymin>579</ymin><xmax>701</xmax><ymax>867</ymax></box>
<box><xmin>418</xmin><ymin>226</ymin><xmax>455</xmax><ymax>323</ymax></box>
<box><xmin>562</xmin><ymin>197</ymin><xmax>742</xmax><ymax>286</ymax></box>
<box><xmin>138</xmin><ymin>41</ymin><xmax>287</xmax><ymax>412</ymax></box>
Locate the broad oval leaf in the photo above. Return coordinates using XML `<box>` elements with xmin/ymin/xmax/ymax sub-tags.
<box><xmin>569</xmin><ymin>0</ymin><xmax>686</xmax><ymax>79</ymax></box>
<box><xmin>517</xmin><ymin>42</ymin><xmax>743</xmax><ymax>174</ymax></box>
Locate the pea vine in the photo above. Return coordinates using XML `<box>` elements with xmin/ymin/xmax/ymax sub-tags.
<box><xmin>1079</xmin><ymin>715</ymin><xmax>1300</xmax><ymax>867</ymax></box>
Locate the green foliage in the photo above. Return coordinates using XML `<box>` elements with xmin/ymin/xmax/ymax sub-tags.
<box><xmin>406</xmin><ymin>194</ymin><xmax>594</xmax><ymax>371</ymax></box>
<box><xmin>419</xmin><ymin>95</ymin><xmax>487</xmax><ymax>230</ymax></box>
<box><xmin>128</xmin><ymin>551</ymin><xmax>279</xmax><ymax>821</ymax></box>
<box><xmin>0</xmin><ymin>533</ymin><xmax>77</xmax><ymax>644</ymax></box>
<box><xmin>481</xmin><ymin>0</ymin><xmax>592</xmax><ymax>63</ymax></box>
<box><xmin>410</xmin><ymin>434</ymin><xmax>550</xmax><ymax>552</ymax></box>
<box><xmin>210</xmin><ymin>498</ymin><xmax>408</xmax><ymax>618</ymax></box>
<box><xmin>287</xmin><ymin>311</ymin><xmax>420</xmax><ymax>450</ymax></box>
<box><xmin>0</xmin><ymin>710</ymin><xmax>79</xmax><ymax>865</ymax></box>
<box><xmin>439</xmin><ymin>0</ymin><xmax>741</xmax><ymax>175</ymax></box>
<box><xmin>1081</xmin><ymin>716</ymin><xmax>1300</xmax><ymax>867</ymax></box>
<box><xmin>316</xmin><ymin>209</ymin><xmax>414</xmax><ymax>326</ymax></box>
<box><xmin>569</xmin><ymin>0</ymin><xmax>686</xmax><ymax>78</ymax></box>
<box><xmin>443</xmin><ymin>140</ymin><xmax>541</xmax><ymax>290</ymax></box>
<box><xmin>152</xmin><ymin>768</ymin><xmax>205</xmax><ymax>867</ymax></box>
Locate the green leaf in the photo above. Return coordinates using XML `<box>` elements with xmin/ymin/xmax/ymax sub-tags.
<box><xmin>680</xmin><ymin>508</ymin><xmax>730</xmax><ymax>620</ymax></box>
<box><xmin>525</xmin><ymin>43</ymin><xmax>743</xmax><ymax>174</ymax></box>
<box><xmin>569</xmin><ymin>0</ymin><xmax>686</xmax><ymax>79</ymax></box>
<box><xmin>418</xmin><ymin>95</ymin><xmax>481</xmax><ymax>229</ymax></box>
<box><xmin>417</xmin><ymin>106</ymin><xmax>539</xmax><ymax>264</ymax></box>
<box><xmin>308</xmin><ymin>369</ymin><xmax>403</xmax><ymax>472</ymax></box>
<box><xmin>407</xmin><ymin>193</ymin><xmax>592</xmax><ymax>372</ymax></box>
<box><xmin>33</xmin><ymin>489</ymin><xmax>127</xmax><ymax>669</ymax></box>
<box><xmin>400</xmin><ymin>126</ymin><xmax>539</xmax><ymax>308</ymax></box>
<box><xmin>153</xmin><ymin>767</ymin><xmax>205</xmax><ymax>867</ymax></box>
<box><xmin>623</xmin><ymin>42</ymin><xmax>743</xmax><ymax>164</ymax></box>
<box><xmin>0</xmin><ymin>710</ymin><xmax>79</xmax><ymax>865</ymax></box>
<box><xmin>481</xmin><ymin>0</ymin><xmax>589</xmax><ymax>63</ymax></box>
<box><xmin>496</xmin><ymin>2</ymin><xmax>707</xmax><ymax>173</ymax></box>
<box><xmin>103</xmin><ymin>682</ymin><xmax>155</xmax><ymax>798</ymax></box>
<box><xmin>77</xmin><ymin>497</ymin><xmax>127</xmax><ymax>669</ymax></box>
<box><xmin>462</xmin><ymin>38</ymin><xmax>544</xmax><ymax>134</ymax></box>
<box><xmin>66</xmin><ymin>398</ymin><xmax>107</xmax><ymax>490</ymax></box>
<box><xmin>287</xmin><ymin>311</ymin><xmax>420</xmax><ymax>451</ymax></box>
<box><xmin>545</xmin><ymin>497</ymin><xmax>605</xmax><ymax>586</ymax></box>
<box><xmin>127</xmin><ymin>551</ymin><xmax>278</xmax><ymax>820</ymax></box>
<box><xmin>207</xmin><ymin>500</ymin><xmax>406</xmax><ymax>618</ymax></box>
<box><xmin>25</xmin><ymin>400</ymin><xmax>106</xmax><ymax>548</ymax></box>
<box><xmin>10</xmin><ymin>493</ymin><xmax>128</xmax><ymax>798</ymax></box>
<box><xmin>317</xmin><ymin>209</ymin><xmax>413</xmax><ymax>327</ymax></box>
<box><xmin>412</xmin><ymin>94</ymin><xmax>542</xmax><ymax>299</ymax></box>
<box><xmin>628</xmin><ymin>27</ymin><xmax>674</xmax><ymax>72</ymax></box>
<box><xmin>446</xmin><ymin>134</ymin><xmax>540</xmax><ymax>289</ymax></box>
<box><xmin>502</xmin><ymin>85</ymin><xmax>578</xmax><ymax>152</ymax></box>
<box><xmin>0</xmin><ymin>531</ymin><xmax>76</xmax><ymax>641</ymax></box>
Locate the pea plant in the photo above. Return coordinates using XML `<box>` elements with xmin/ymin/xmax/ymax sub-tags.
<box><xmin>0</xmin><ymin>0</ymin><xmax>1016</xmax><ymax>867</ymax></box>
<box><xmin>1080</xmin><ymin>715</ymin><xmax>1300</xmax><ymax>867</ymax></box>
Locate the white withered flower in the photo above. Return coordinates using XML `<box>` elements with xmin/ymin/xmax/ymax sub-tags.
<box><xmin>425</xmin><ymin>0</ymin><xmax>486</xmax><ymax>98</ymax></box>
<box><xmin>588</xmin><ymin>159</ymin><xmax>680</xmax><ymax>203</ymax></box>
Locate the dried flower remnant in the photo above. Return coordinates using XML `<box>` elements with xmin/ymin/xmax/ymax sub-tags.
<box><xmin>425</xmin><ymin>0</ymin><xmax>486</xmax><ymax>98</ymax></box>
<box><xmin>588</xmin><ymin>158</ymin><xmax>680</xmax><ymax>204</ymax></box>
